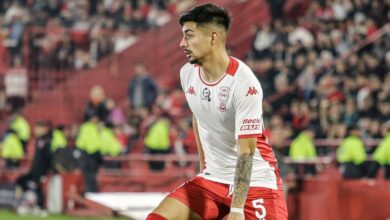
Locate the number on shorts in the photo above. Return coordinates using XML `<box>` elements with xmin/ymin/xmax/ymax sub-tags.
<box><xmin>252</xmin><ymin>198</ymin><xmax>266</xmax><ymax>220</ymax></box>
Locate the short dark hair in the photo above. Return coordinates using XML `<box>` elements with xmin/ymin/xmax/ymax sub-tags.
<box><xmin>179</xmin><ymin>3</ymin><xmax>231</xmax><ymax>31</ymax></box>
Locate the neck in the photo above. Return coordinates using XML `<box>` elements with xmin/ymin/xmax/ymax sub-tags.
<box><xmin>199</xmin><ymin>49</ymin><xmax>230</xmax><ymax>83</ymax></box>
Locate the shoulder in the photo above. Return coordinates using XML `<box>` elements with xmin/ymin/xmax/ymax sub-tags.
<box><xmin>229</xmin><ymin>58</ymin><xmax>260</xmax><ymax>91</ymax></box>
<box><xmin>180</xmin><ymin>63</ymin><xmax>195</xmax><ymax>78</ymax></box>
<box><xmin>233</xmin><ymin>58</ymin><xmax>258</xmax><ymax>83</ymax></box>
<box><xmin>180</xmin><ymin>63</ymin><xmax>197</xmax><ymax>88</ymax></box>
<box><xmin>231</xmin><ymin>58</ymin><xmax>262</xmax><ymax>94</ymax></box>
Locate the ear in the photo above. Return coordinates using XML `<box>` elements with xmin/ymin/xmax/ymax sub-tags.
<box><xmin>210</xmin><ymin>32</ymin><xmax>218</xmax><ymax>45</ymax></box>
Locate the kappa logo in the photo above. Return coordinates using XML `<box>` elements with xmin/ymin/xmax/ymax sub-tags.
<box><xmin>186</xmin><ymin>86</ymin><xmax>196</xmax><ymax>96</ymax></box>
<box><xmin>246</xmin><ymin>86</ymin><xmax>259</xmax><ymax>96</ymax></box>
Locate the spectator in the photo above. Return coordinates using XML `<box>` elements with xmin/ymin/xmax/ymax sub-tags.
<box><xmin>9</xmin><ymin>109</ymin><xmax>30</xmax><ymax>151</ymax></box>
<box><xmin>246</xmin><ymin>0</ymin><xmax>389</xmax><ymax>154</ymax></box>
<box><xmin>128</xmin><ymin>63</ymin><xmax>158</xmax><ymax>110</ymax></box>
<box><xmin>291</xmin><ymin>101</ymin><xmax>310</xmax><ymax>135</ymax></box>
<box><xmin>107</xmin><ymin>99</ymin><xmax>127</xmax><ymax>126</ymax></box>
<box><xmin>76</xmin><ymin>115</ymin><xmax>102</xmax><ymax>192</ymax></box>
<box><xmin>83</xmin><ymin>85</ymin><xmax>109</xmax><ymax>122</ymax></box>
<box><xmin>372</xmin><ymin>124</ymin><xmax>390</xmax><ymax>179</ymax></box>
<box><xmin>52</xmin><ymin>33</ymin><xmax>75</xmax><ymax>70</ymax></box>
<box><xmin>378</xmin><ymin>99</ymin><xmax>390</xmax><ymax>122</ymax></box>
<box><xmin>297</xmin><ymin>64</ymin><xmax>316</xmax><ymax>101</ymax></box>
<box><xmin>16</xmin><ymin>121</ymin><xmax>52</xmax><ymax>213</ymax></box>
<box><xmin>100</xmin><ymin>122</ymin><xmax>122</xmax><ymax>169</ymax></box>
<box><xmin>50</xmin><ymin>125</ymin><xmax>68</xmax><ymax>153</ymax></box>
<box><xmin>4</xmin><ymin>1</ymin><xmax>27</xmax><ymax>66</ymax></box>
<box><xmin>4</xmin><ymin>57</ymin><xmax>28</xmax><ymax>111</ymax></box>
<box><xmin>343</xmin><ymin>98</ymin><xmax>359</xmax><ymax>127</ymax></box>
<box><xmin>269</xmin><ymin>115</ymin><xmax>292</xmax><ymax>151</ymax></box>
<box><xmin>126</xmin><ymin>107</ymin><xmax>147</xmax><ymax>152</ymax></box>
<box><xmin>250</xmin><ymin>23</ymin><xmax>276</xmax><ymax>59</ymax></box>
<box><xmin>144</xmin><ymin>112</ymin><xmax>171</xmax><ymax>171</ymax></box>
<box><xmin>0</xmin><ymin>129</ymin><xmax>24</xmax><ymax>168</ymax></box>
<box><xmin>289</xmin><ymin>127</ymin><xmax>317</xmax><ymax>175</ymax></box>
<box><xmin>99</xmin><ymin>122</ymin><xmax>122</xmax><ymax>157</ymax></box>
<box><xmin>336</xmin><ymin>126</ymin><xmax>370</xmax><ymax>179</ymax></box>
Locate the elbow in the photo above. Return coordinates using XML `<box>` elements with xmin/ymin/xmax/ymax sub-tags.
<box><xmin>237</xmin><ymin>137</ymin><xmax>257</xmax><ymax>155</ymax></box>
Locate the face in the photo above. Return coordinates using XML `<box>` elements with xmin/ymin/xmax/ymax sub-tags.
<box><xmin>34</xmin><ymin>125</ymin><xmax>48</xmax><ymax>137</ymax></box>
<box><xmin>180</xmin><ymin>22</ymin><xmax>212</xmax><ymax>64</ymax></box>
<box><xmin>134</xmin><ymin>64</ymin><xmax>147</xmax><ymax>76</ymax></box>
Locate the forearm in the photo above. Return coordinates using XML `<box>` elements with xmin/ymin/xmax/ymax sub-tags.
<box><xmin>231</xmin><ymin>152</ymin><xmax>254</xmax><ymax>208</ymax></box>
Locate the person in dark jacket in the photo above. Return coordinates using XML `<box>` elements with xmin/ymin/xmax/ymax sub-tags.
<box><xmin>84</xmin><ymin>85</ymin><xmax>109</xmax><ymax>122</ymax></box>
<box><xmin>128</xmin><ymin>63</ymin><xmax>158</xmax><ymax>110</ymax></box>
<box><xmin>16</xmin><ymin>121</ymin><xmax>52</xmax><ymax>209</ymax></box>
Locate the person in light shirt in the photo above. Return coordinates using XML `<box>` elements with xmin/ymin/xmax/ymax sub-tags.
<box><xmin>147</xmin><ymin>3</ymin><xmax>287</xmax><ymax>220</ymax></box>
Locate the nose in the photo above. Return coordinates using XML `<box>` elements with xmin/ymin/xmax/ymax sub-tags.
<box><xmin>180</xmin><ymin>36</ymin><xmax>187</xmax><ymax>49</ymax></box>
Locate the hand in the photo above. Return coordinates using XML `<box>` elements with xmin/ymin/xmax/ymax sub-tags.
<box><xmin>226</xmin><ymin>212</ymin><xmax>245</xmax><ymax>220</ymax></box>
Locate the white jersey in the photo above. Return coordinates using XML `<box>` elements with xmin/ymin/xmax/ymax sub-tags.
<box><xmin>180</xmin><ymin>57</ymin><xmax>281</xmax><ymax>189</ymax></box>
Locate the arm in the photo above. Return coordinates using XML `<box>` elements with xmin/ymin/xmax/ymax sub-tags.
<box><xmin>192</xmin><ymin>115</ymin><xmax>205</xmax><ymax>171</ymax></box>
<box><xmin>230</xmin><ymin>138</ymin><xmax>256</xmax><ymax>212</ymax></box>
<box><xmin>228</xmin><ymin>75</ymin><xmax>263</xmax><ymax>219</ymax></box>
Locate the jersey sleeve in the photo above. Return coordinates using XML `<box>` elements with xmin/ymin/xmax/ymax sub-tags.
<box><xmin>233</xmin><ymin>78</ymin><xmax>264</xmax><ymax>139</ymax></box>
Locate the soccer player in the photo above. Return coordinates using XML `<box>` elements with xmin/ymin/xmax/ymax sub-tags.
<box><xmin>147</xmin><ymin>3</ymin><xmax>288</xmax><ymax>220</ymax></box>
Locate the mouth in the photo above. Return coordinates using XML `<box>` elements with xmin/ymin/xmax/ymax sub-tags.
<box><xmin>184</xmin><ymin>50</ymin><xmax>192</xmax><ymax>59</ymax></box>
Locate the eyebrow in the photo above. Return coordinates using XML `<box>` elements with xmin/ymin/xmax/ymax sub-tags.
<box><xmin>183</xmin><ymin>29</ymin><xmax>194</xmax><ymax>34</ymax></box>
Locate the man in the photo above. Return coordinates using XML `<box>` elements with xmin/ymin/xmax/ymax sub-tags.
<box><xmin>289</xmin><ymin>127</ymin><xmax>317</xmax><ymax>175</ymax></box>
<box><xmin>144</xmin><ymin>112</ymin><xmax>171</xmax><ymax>171</ymax></box>
<box><xmin>16</xmin><ymin>121</ymin><xmax>52</xmax><ymax>211</ymax></box>
<box><xmin>128</xmin><ymin>63</ymin><xmax>158</xmax><ymax>110</ymax></box>
<box><xmin>371</xmin><ymin>123</ymin><xmax>390</xmax><ymax>179</ymax></box>
<box><xmin>1</xmin><ymin>129</ymin><xmax>24</xmax><ymax>168</ymax></box>
<box><xmin>76</xmin><ymin>114</ymin><xmax>102</xmax><ymax>192</ymax></box>
<box><xmin>9</xmin><ymin>110</ymin><xmax>31</xmax><ymax>151</ymax></box>
<box><xmin>147</xmin><ymin>3</ymin><xmax>287</xmax><ymax>220</ymax></box>
<box><xmin>336</xmin><ymin>126</ymin><xmax>368</xmax><ymax>179</ymax></box>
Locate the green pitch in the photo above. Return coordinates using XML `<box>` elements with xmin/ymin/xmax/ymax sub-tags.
<box><xmin>0</xmin><ymin>210</ymin><xmax>128</xmax><ymax>220</ymax></box>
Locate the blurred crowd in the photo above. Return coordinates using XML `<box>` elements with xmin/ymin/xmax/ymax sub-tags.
<box><xmin>0</xmin><ymin>0</ymin><xmax>193</xmax><ymax>71</ymax></box>
<box><xmin>246</xmin><ymin>0</ymin><xmax>390</xmax><ymax>179</ymax></box>
<box><xmin>244</xmin><ymin>0</ymin><xmax>389</xmax><ymax>141</ymax></box>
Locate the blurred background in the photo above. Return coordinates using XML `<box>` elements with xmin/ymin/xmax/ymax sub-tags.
<box><xmin>0</xmin><ymin>0</ymin><xmax>389</xmax><ymax>219</ymax></box>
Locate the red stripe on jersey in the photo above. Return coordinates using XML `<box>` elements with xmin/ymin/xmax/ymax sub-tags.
<box><xmin>238</xmin><ymin>133</ymin><xmax>262</xmax><ymax>139</ymax></box>
<box><xmin>256</xmin><ymin>136</ymin><xmax>284</xmax><ymax>188</ymax></box>
<box><xmin>197</xmin><ymin>56</ymin><xmax>239</xmax><ymax>86</ymax></box>
<box><xmin>226</xmin><ymin>57</ymin><xmax>239</xmax><ymax>76</ymax></box>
